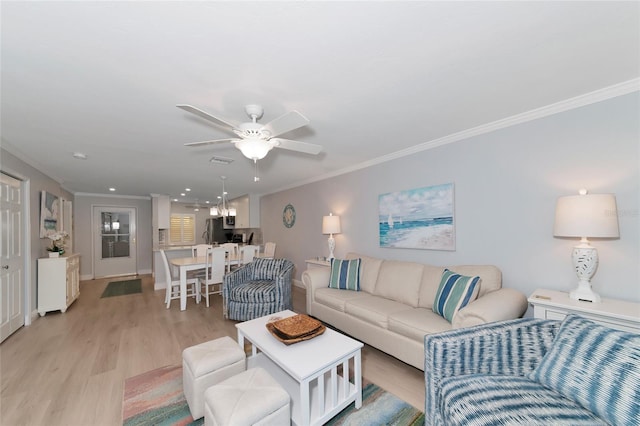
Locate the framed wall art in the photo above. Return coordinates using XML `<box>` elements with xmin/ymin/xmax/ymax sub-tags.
<box><xmin>40</xmin><ymin>190</ymin><xmax>60</xmax><ymax>238</ymax></box>
<box><xmin>378</xmin><ymin>183</ymin><xmax>455</xmax><ymax>251</ymax></box>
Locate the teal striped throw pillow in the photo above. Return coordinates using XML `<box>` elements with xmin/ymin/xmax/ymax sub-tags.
<box><xmin>528</xmin><ymin>314</ymin><xmax>640</xmax><ymax>425</ymax></box>
<box><xmin>432</xmin><ymin>269</ymin><xmax>480</xmax><ymax>322</ymax></box>
<box><xmin>329</xmin><ymin>258</ymin><xmax>361</xmax><ymax>291</ymax></box>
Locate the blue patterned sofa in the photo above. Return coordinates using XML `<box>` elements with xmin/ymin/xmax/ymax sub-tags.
<box><xmin>424</xmin><ymin>315</ymin><xmax>640</xmax><ymax>425</ymax></box>
<box><xmin>223</xmin><ymin>258</ymin><xmax>294</xmax><ymax>321</ymax></box>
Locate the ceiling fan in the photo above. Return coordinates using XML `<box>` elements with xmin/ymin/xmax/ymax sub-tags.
<box><xmin>178</xmin><ymin>104</ymin><xmax>323</xmax><ymax>161</ymax></box>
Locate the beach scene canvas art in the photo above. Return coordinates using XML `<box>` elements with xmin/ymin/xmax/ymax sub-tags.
<box><xmin>379</xmin><ymin>183</ymin><xmax>455</xmax><ymax>250</ymax></box>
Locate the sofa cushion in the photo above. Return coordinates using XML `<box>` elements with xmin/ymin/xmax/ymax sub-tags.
<box><xmin>387</xmin><ymin>308</ymin><xmax>451</xmax><ymax>341</ymax></box>
<box><xmin>228</xmin><ymin>280</ymin><xmax>275</xmax><ymax>303</ymax></box>
<box><xmin>448</xmin><ymin>264</ymin><xmax>501</xmax><ymax>297</ymax></box>
<box><xmin>374</xmin><ymin>260</ymin><xmax>424</xmax><ymax>307</ymax></box>
<box><xmin>345</xmin><ymin>295</ymin><xmax>409</xmax><ymax>329</ymax></box>
<box><xmin>314</xmin><ymin>287</ymin><xmax>368</xmax><ymax>312</ymax></box>
<box><xmin>528</xmin><ymin>314</ymin><xmax>640</xmax><ymax>426</ymax></box>
<box><xmin>439</xmin><ymin>374</ymin><xmax>607</xmax><ymax>425</ymax></box>
<box><xmin>329</xmin><ymin>258</ymin><xmax>361</xmax><ymax>291</ymax></box>
<box><xmin>346</xmin><ymin>253</ymin><xmax>382</xmax><ymax>294</ymax></box>
<box><xmin>251</xmin><ymin>258</ymin><xmax>287</xmax><ymax>280</ymax></box>
<box><xmin>433</xmin><ymin>269</ymin><xmax>480</xmax><ymax>322</ymax></box>
<box><xmin>417</xmin><ymin>265</ymin><xmax>446</xmax><ymax>309</ymax></box>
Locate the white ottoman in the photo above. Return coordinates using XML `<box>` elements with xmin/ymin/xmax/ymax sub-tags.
<box><xmin>204</xmin><ymin>367</ymin><xmax>290</xmax><ymax>426</ymax></box>
<box><xmin>182</xmin><ymin>336</ymin><xmax>246</xmax><ymax>420</ymax></box>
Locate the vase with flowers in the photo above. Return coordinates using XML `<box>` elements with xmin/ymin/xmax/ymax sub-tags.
<box><xmin>47</xmin><ymin>231</ymin><xmax>68</xmax><ymax>257</ymax></box>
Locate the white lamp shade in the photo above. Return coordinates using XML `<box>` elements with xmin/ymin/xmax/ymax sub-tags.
<box><xmin>210</xmin><ymin>207</ymin><xmax>218</xmax><ymax>216</ymax></box>
<box><xmin>554</xmin><ymin>193</ymin><xmax>619</xmax><ymax>238</ymax></box>
<box><xmin>322</xmin><ymin>214</ymin><xmax>341</xmax><ymax>234</ymax></box>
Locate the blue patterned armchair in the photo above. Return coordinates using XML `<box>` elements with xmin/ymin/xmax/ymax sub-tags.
<box><xmin>424</xmin><ymin>316</ymin><xmax>639</xmax><ymax>425</ymax></box>
<box><xmin>223</xmin><ymin>258</ymin><xmax>294</xmax><ymax>321</ymax></box>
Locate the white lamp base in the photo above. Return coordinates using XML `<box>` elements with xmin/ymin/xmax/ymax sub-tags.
<box><xmin>569</xmin><ymin>243</ymin><xmax>601</xmax><ymax>303</ymax></box>
<box><xmin>569</xmin><ymin>281</ymin><xmax>601</xmax><ymax>303</ymax></box>
<box><xmin>327</xmin><ymin>235</ymin><xmax>336</xmax><ymax>260</ymax></box>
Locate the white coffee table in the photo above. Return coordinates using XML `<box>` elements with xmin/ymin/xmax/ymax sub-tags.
<box><xmin>236</xmin><ymin>310</ymin><xmax>363</xmax><ymax>426</ymax></box>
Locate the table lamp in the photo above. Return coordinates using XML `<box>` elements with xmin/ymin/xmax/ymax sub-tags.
<box><xmin>322</xmin><ymin>213</ymin><xmax>341</xmax><ymax>260</ymax></box>
<box><xmin>553</xmin><ymin>189</ymin><xmax>619</xmax><ymax>302</ymax></box>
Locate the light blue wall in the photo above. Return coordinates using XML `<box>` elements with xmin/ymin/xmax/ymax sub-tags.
<box><xmin>261</xmin><ymin>92</ymin><xmax>640</xmax><ymax>305</ymax></box>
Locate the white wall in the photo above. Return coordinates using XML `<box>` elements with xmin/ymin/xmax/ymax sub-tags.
<box><xmin>74</xmin><ymin>195</ymin><xmax>152</xmax><ymax>279</ymax></box>
<box><xmin>261</xmin><ymin>92</ymin><xmax>640</xmax><ymax>306</ymax></box>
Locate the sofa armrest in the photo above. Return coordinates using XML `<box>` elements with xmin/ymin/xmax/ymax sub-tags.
<box><xmin>274</xmin><ymin>261</ymin><xmax>295</xmax><ymax>309</ymax></box>
<box><xmin>301</xmin><ymin>268</ymin><xmax>331</xmax><ymax>313</ymax></box>
<box><xmin>452</xmin><ymin>288</ymin><xmax>528</xmax><ymax>329</ymax></box>
<box><xmin>423</xmin><ymin>318</ymin><xmax>560</xmax><ymax>425</ymax></box>
<box><xmin>424</xmin><ymin>318</ymin><xmax>561</xmax><ymax>425</ymax></box>
<box><xmin>222</xmin><ymin>264</ymin><xmax>253</xmax><ymax>317</ymax></box>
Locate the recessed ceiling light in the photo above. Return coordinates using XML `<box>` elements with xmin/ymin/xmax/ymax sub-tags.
<box><xmin>185</xmin><ymin>188</ymin><xmax>191</xmax><ymax>191</ymax></box>
<box><xmin>73</xmin><ymin>152</ymin><xmax>88</xmax><ymax>160</ymax></box>
<box><xmin>172</xmin><ymin>198</ymin><xmax>178</xmax><ymax>202</ymax></box>
<box><xmin>109</xmin><ymin>187</ymin><xmax>116</xmax><ymax>192</ymax></box>
<box><xmin>205</xmin><ymin>201</ymin><xmax>210</xmax><ymax>204</ymax></box>
<box><xmin>180</xmin><ymin>193</ymin><xmax>186</xmax><ymax>196</ymax></box>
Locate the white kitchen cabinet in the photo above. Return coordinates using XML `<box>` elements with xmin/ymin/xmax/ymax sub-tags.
<box><xmin>152</xmin><ymin>195</ymin><xmax>171</xmax><ymax>229</ymax></box>
<box><xmin>37</xmin><ymin>254</ymin><xmax>80</xmax><ymax>316</ymax></box>
<box><xmin>230</xmin><ymin>194</ymin><xmax>260</xmax><ymax>229</ymax></box>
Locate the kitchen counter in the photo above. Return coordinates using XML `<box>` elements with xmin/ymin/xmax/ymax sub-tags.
<box><xmin>153</xmin><ymin>245</ymin><xmax>195</xmax><ymax>251</ymax></box>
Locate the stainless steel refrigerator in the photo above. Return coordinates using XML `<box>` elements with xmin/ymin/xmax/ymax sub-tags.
<box><xmin>202</xmin><ymin>218</ymin><xmax>228</xmax><ymax>244</ymax></box>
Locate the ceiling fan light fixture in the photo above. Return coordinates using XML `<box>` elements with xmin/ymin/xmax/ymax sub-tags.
<box><xmin>235</xmin><ymin>139</ymin><xmax>273</xmax><ymax>160</ymax></box>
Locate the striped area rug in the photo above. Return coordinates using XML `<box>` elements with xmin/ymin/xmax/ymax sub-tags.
<box><xmin>122</xmin><ymin>365</ymin><xmax>424</xmax><ymax>426</ymax></box>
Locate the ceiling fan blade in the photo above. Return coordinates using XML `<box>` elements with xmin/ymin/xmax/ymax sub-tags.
<box><xmin>261</xmin><ymin>111</ymin><xmax>310</xmax><ymax>138</ymax></box>
<box><xmin>272</xmin><ymin>138</ymin><xmax>323</xmax><ymax>155</ymax></box>
<box><xmin>184</xmin><ymin>138</ymin><xmax>239</xmax><ymax>147</ymax></box>
<box><xmin>177</xmin><ymin>104</ymin><xmax>240</xmax><ymax>131</ymax></box>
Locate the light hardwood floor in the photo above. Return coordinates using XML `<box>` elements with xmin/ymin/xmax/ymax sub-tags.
<box><xmin>1</xmin><ymin>275</ymin><xmax>425</xmax><ymax>425</ymax></box>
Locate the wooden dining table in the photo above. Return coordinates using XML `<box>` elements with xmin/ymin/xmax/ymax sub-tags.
<box><xmin>170</xmin><ymin>253</ymin><xmax>241</xmax><ymax>311</ymax></box>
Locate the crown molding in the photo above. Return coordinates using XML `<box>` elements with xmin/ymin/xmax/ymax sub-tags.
<box><xmin>74</xmin><ymin>192</ymin><xmax>151</xmax><ymax>200</ymax></box>
<box><xmin>268</xmin><ymin>78</ymin><xmax>640</xmax><ymax>195</ymax></box>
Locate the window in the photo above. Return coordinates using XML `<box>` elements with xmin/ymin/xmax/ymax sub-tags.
<box><xmin>170</xmin><ymin>214</ymin><xmax>195</xmax><ymax>244</ymax></box>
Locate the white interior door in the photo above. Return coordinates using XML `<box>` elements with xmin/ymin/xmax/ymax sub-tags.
<box><xmin>93</xmin><ymin>206</ymin><xmax>137</xmax><ymax>278</ymax></box>
<box><xmin>0</xmin><ymin>173</ymin><xmax>25</xmax><ymax>343</ymax></box>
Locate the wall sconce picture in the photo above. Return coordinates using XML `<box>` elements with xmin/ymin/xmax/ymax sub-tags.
<box><xmin>378</xmin><ymin>183</ymin><xmax>455</xmax><ymax>251</ymax></box>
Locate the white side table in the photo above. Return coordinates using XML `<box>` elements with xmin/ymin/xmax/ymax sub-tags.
<box><xmin>305</xmin><ymin>258</ymin><xmax>331</xmax><ymax>270</ymax></box>
<box><xmin>528</xmin><ymin>288</ymin><xmax>640</xmax><ymax>333</ymax></box>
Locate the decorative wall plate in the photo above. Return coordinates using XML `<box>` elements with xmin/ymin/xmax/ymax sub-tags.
<box><xmin>283</xmin><ymin>204</ymin><xmax>296</xmax><ymax>228</ymax></box>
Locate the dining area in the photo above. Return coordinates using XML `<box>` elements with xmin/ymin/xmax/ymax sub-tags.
<box><xmin>154</xmin><ymin>242</ymin><xmax>276</xmax><ymax>311</ymax></box>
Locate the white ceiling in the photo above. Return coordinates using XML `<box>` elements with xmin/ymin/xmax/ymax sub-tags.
<box><xmin>2</xmin><ymin>1</ymin><xmax>638</xmax><ymax>204</ymax></box>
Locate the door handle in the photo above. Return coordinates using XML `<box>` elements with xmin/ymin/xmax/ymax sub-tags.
<box><xmin>2</xmin><ymin>265</ymin><xmax>8</xmax><ymax>270</ymax></box>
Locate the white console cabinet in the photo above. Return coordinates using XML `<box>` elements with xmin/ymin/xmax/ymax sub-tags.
<box><xmin>38</xmin><ymin>254</ymin><xmax>80</xmax><ymax>316</ymax></box>
<box><xmin>528</xmin><ymin>288</ymin><xmax>640</xmax><ymax>333</ymax></box>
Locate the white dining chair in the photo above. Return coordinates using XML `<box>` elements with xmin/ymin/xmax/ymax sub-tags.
<box><xmin>192</xmin><ymin>244</ymin><xmax>212</xmax><ymax>257</ymax></box>
<box><xmin>220</xmin><ymin>243</ymin><xmax>240</xmax><ymax>270</ymax></box>
<box><xmin>198</xmin><ymin>247</ymin><xmax>227</xmax><ymax>307</ymax></box>
<box><xmin>160</xmin><ymin>250</ymin><xmax>199</xmax><ymax>309</ymax></box>
<box><xmin>262</xmin><ymin>242</ymin><xmax>276</xmax><ymax>258</ymax></box>
<box><xmin>240</xmin><ymin>245</ymin><xmax>259</xmax><ymax>265</ymax></box>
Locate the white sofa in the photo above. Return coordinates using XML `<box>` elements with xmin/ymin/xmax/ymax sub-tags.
<box><xmin>302</xmin><ymin>253</ymin><xmax>528</xmax><ymax>370</ymax></box>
